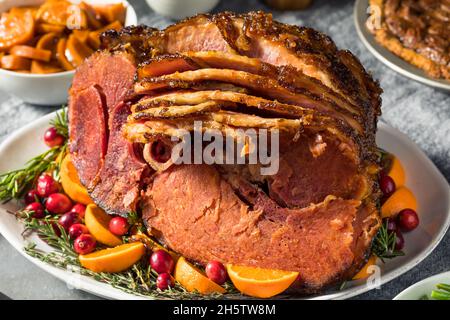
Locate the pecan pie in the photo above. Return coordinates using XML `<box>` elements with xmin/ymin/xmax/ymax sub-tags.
<box><xmin>369</xmin><ymin>0</ymin><xmax>450</xmax><ymax>80</ymax></box>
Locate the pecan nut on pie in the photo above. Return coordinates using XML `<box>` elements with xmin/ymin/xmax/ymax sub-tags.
<box><xmin>368</xmin><ymin>0</ymin><xmax>450</xmax><ymax>80</ymax></box>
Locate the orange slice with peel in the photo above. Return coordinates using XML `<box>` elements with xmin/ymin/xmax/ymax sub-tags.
<box><xmin>174</xmin><ymin>257</ymin><xmax>226</xmax><ymax>294</ymax></box>
<box><xmin>60</xmin><ymin>154</ymin><xmax>93</xmax><ymax>205</ymax></box>
<box><xmin>227</xmin><ymin>264</ymin><xmax>298</xmax><ymax>298</ymax></box>
<box><xmin>381</xmin><ymin>186</ymin><xmax>417</xmax><ymax>218</ymax></box>
<box><xmin>85</xmin><ymin>204</ymin><xmax>122</xmax><ymax>247</ymax></box>
<box><xmin>79</xmin><ymin>242</ymin><xmax>145</xmax><ymax>273</ymax></box>
<box><xmin>353</xmin><ymin>255</ymin><xmax>377</xmax><ymax>280</ymax></box>
<box><xmin>387</xmin><ymin>156</ymin><xmax>405</xmax><ymax>188</ymax></box>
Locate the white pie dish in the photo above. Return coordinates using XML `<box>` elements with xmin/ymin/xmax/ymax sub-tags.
<box><xmin>0</xmin><ymin>0</ymin><xmax>138</xmax><ymax>106</ymax></box>
<box><xmin>354</xmin><ymin>0</ymin><xmax>450</xmax><ymax>91</ymax></box>
<box><xmin>0</xmin><ymin>112</ymin><xmax>449</xmax><ymax>299</ymax></box>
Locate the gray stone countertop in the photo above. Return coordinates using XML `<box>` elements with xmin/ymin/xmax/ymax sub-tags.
<box><xmin>0</xmin><ymin>0</ymin><xmax>448</xmax><ymax>300</ymax></box>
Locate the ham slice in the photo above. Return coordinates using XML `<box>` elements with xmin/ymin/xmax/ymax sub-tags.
<box><xmin>68</xmin><ymin>85</ymin><xmax>107</xmax><ymax>189</ymax></box>
<box><xmin>135</xmin><ymin>69</ymin><xmax>363</xmax><ymax>134</ymax></box>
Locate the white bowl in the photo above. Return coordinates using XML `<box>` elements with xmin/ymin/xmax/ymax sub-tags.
<box><xmin>145</xmin><ymin>0</ymin><xmax>219</xmax><ymax>20</ymax></box>
<box><xmin>0</xmin><ymin>0</ymin><xmax>138</xmax><ymax>106</ymax></box>
<box><xmin>394</xmin><ymin>271</ymin><xmax>450</xmax><ymax>300</ymax></box>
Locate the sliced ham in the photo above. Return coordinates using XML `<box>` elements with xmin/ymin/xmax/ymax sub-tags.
<box><xmin>135</xmin><ymin>69</ymin><xmax>363</xmax><ymax>134</ymax></box>
<box><xmin>69</xmin><ymin>12</ymin><xmax>383</xmax><ymax>294</ymax></box>
<box><xmin>68</xmin><ymin>85</ymin><xmax>107</xmax><ymax>189</ymax></box>
<box><xmin>89</xmin><ymin>102</ymin><xmax>149</xmax><ymax>215</ymax></box>
<box><xmin>142</xmin><ymin>164</ymin><xmax>370</xmax><ymax>290</ymax></box>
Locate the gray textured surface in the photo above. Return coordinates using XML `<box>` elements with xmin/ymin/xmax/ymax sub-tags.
<box><xmin>0</xmin><ymin>0</ymin><xmax>448</xmax><ymax>300</ymax></box>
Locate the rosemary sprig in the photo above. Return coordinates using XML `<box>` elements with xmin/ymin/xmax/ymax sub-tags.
<box><xmin>0</xmin><ymin>145</ymin><xmax>66</xmax><ymax>202</ymax></box>
<box><xmin>21</xmin><ymin>213</ymin><xmax>239</xmax><ymax>299</ymax></box>
<box><xmin>0</xmin><ymin>108</ymin><xmax>68</xmax><ymax>202</ymax></box>
<box><xmin>372</xmin><ymin>219</ymin><xmax>405</xmax><ymax>262</ymax></box>
<box><xmin>49</xmin><ymin>107</ymin><xmax>69</xmax><ymax>139</ymax></box>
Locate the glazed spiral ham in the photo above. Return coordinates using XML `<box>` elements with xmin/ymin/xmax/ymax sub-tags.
<box><xmin>68</xmin><ymin>12</ymin><xmax>383</xmax><ymax>293</ymax></box>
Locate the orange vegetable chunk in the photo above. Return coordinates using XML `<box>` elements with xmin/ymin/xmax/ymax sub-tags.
<box><xmin>79</xmin><ymin>2</ymin><xmax>102</xmax><ymax>29</ymax></box>
<box><xmin>0</xmin><ymin>9</ymin><xmax>35</xmax><ymax>50</ymax></box>
<box><xmin>65</xmin><ymin>34</ymin><xmax>93</xmax><ymax>67</ymax></box>
<box><xmin>31</xmin><ymin>60</ymin><xmax>62</xmax><ymax>73</ymax></box>
<box><xmin>10</xmin><ymin>45</ymin><xmax>52</xmax><ymax>62</ymax></box>
<box><xmin>56</xmin><ymin>38</ymin><xmax>75</xmax><ymax>70</ymax></box>
<box><xmin>95</xmin><ymin>3</ymin><xmax>126</xmax><ymax>24</ymax></box>
<box><xmin>36</xmin><ymin>23</ymin><xmax>65</xmax><ymax>34</ymax></box>
<box><xmin>1</xmin><ymin>54</ymin><xmax>31</xmax><ymax>70</ymax></box>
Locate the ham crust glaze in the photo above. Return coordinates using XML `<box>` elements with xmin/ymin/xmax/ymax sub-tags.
<box><xmin>69</xmin><ymin>11</ymin><xmax>383</xmax><ymax>294</ymax></box>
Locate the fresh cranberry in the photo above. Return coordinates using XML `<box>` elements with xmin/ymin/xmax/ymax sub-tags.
<box><xmin>386</xmin><ymin>218</ymin><xmax>398</xmax><ymax>233</ymax></box>
<box><xmin>74</xmin><ymin>234</ymin><xmax>96</xmax><ymax>254</ymax></box>
<box><xmin>109</xmin><ymin>216</ymin><xmax>129</xmax><ymax>236</ymax></box>
<box><xmin>395</xmin><ymin>230</ymin><xmax>405</xmax><ymax>251</ymax></box>
<box><xmin>44</xmin><ymin>127</ymin><xmax>64</xmax><ymax>148</ymax></box>
<box><xmin>25</xmin><ymin>202</ymin><xmax>45</xmax><ymax>219</ymax></box>
<box><xmin>151</xmin><ymin>140</ymin><xmax>171</xmax><ymax>163</ymax></box>
<box><xmin>150</xmin><ymin>250</ymin><xmax>174</xmax><ymax>274</ymax></box>
<box><xmin>156</xmin><ymin>273</ymin><xmax>174</xmax><ymax>290</ymax></box>
<box><xmin>24</xmin><ymin>189</ymin><xmax>40</xmax><ymax>205</ymax></box>
<box><xmin>70</xmin><ymin>203</ymin><xmax>86</xmax><ymax>219</ymax></box>
<box><xmin>68</xmin><ymin>224</ymin><xmax>89</xmax><ymax>239</ymax></box>
<box><xmin>379</xmin><ymin>174</ymin><xmax>396</xmax><ymax>199</ymax></box>
<box><xmin>58</xmin><ymin>211</ymin><xmax>81</xmax><ymax>231</ymax></box>
<box><xmin>205</xmin><ymin>261</ymin><xmax>227</xmax><ymax>285</ymax></box>
<box><xmin>46</xmin><ymin>193</ymin><xmax>72</xmax><ymax>214</ymax></box>
<box><xmin>397</xmin><ymin>209</ymin><xmax>419</xmax><ymax>232</ymax></box>
<box><xmin>36</xmin><ymin>174</ymin><xmax>60</xmax><ymax>197</ymax></box>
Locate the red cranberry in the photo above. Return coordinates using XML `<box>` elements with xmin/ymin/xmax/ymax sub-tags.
<box><xmin>379</xmin><ymin>174</ymin><xmax>396</xmax><ymax>199</ymax></box>
<box><xmin>109</xmin><ymin>216</ymin><xmax>129</xmax><ymax>236</ymax></box>
<box><xmin>44</xmin><ymin>127</ymin><xmax>64</xmax><ymax>148</ymax></box>
<box><xmin>68</xmin><ymin>224</ymin><xmax>89</xmax><ymax>239</ymax></box>
<box><xmin>36</xmin><ymin>174</ymin><xmax>60</xmax><ymax>197</ymax></box>
<box><xmin>74</xmin><ymin>234</ymin><xmax>96</xmax><ymax>254</ymax></box>
<box><xmin>150</xmin><ymin>250</ymin><xmax>174</xmax><ymax>274</ymax></box>
<box><xmin>58</xmin><ymin>211</ymin><xmax>81</xmax><ymax>231</ymax></box>
<box><xmin>395</xmin><ymin>230</ymin><xmax>405</xmax><ymax>251</ymax></box>
<box><xmin>386</xmin><ymin>218</ymin><xmax>398</xmax><ymax>233</ymax></box>
<box><xmin>25</xmin><ymin>202</ymin><xmax>45</xmax><ymax>219</ymax></box>
<box><xmin>156</xmin><ymin>273</ymin><xmax>174</xmax><ymax>290</ymax></box>
<box><xmin>24</xmin><ymin>189</ymin><xmax>40</xmax><ymax>205</ymax></box>
<box><xmin>205</xmin><ymin>261</ymin><xmax>227</xmax><ymax>285</ymax></box>
<box><xmin>46</xmin><ymin>193</ymin><xmax>72</xmax><ymax>214</ymax></box>
<box><xmin>70</xmin><ymin>203</ymin><xmax>86</xmax><ymax>219</ymax></box>
<box><xmin>397</xmin><ymin>209</ymin><xmax>419</xmax><ymax>232</ymax></box>
<box><xmin>151</xmin><ymin>140</ymin><xmax>171</xmax><ymax>163</ymax></box>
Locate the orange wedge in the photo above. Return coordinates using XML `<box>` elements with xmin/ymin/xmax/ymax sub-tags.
<box><xmin>381</xmin><ymin>186</ymin><xmax>417</xmax><ymax>218</ymax></box>
<box><xmin>60</xmin><ymin>154</ymin><xmax>93</xmax><ymax>205</ymax></box>
<box><xmin>85</xmin><ymin>204</ymin><xmax>122</xmax><ymax>247</ymax></box>
<box><xmin>174</xmin><ymin>257</ymin><xmax>226</xmax><ymax>295</ymax></box>
<box><xmin>227</xmin><ymin>265</ymin><xmax>298</xmax><ymax>298</ymax></box>
<box><xmin>387</xmin><ymin>156</ymin><xmax>405</xmax><ymax>188</ymax></box>
<box><xmin>353</xmin><ymin>255</ymin><xmax>377</xmax><ymax>280</ymax></box>
<box><xmin>79</xmin><ymin>242</ymin><xmax>145</xmax><ymax>273</ymax></box>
